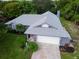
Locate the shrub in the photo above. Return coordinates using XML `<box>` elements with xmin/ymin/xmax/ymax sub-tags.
<box><xmin>73</xmin><ymin>15</ymin><xmax>79</xmax><ymax>22</ymax></box>
<box><xmin>16</xmin><ymin>24</ymin><xmax>26</xmax><ymax>32</ymax></box>
<box><xmin>0</xmin><ymin>23</ymin><xmax>8</xmax><ymax>33</ymax></box>
<box><xmin>28</xmin><ymin>42</ymin><xmax>38</xmax><ymax>52</ymax></box>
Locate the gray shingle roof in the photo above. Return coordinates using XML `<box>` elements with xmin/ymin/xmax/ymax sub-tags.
<box><xmin>5</xmin><ymin>11</ymin><xmax>71</xmax><ymax>39</ymax></box>
<box><xmin>42</xmin><ymin>11</ymin><xmax>63</xmax><ymax>30</ymax></box>
<box><xmin>24</xmin><ymin>27</ymin><xmax>71</xmax><ymax>38</ymax></box>
<box><xmin>28</xmin><ymin>11</ymin><xmax>64</xmax><ymax>30</ymax></box>
<box><xmin>5</xmin><ymin>14</ymin><xmax>41</xmax><ymax>25</ymax></box>
<box><xmin>24</xmin><ymin>11</ymin><xmax>71</xmax><ymax>39</ymax></box>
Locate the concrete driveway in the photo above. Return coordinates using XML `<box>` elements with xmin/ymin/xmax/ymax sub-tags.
<box><xmin>31</xmin><ymin>42</ymin><xmax>61</xmax><ymax>59</ymax></box>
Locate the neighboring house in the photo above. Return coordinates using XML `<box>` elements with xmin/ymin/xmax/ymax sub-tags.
<box><xmin>5</xmin><ymin>11</ymin><xmax>71</xmax><ymax>46</ymax></box>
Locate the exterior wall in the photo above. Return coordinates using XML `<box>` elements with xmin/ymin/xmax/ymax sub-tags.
<box><xmin>12</xmin><ymin>24</ymin><xmax>16</xmax><ymax>30</ymax></box>
<box><xmin>60</xmin><ymin>37</ymin><xmax>71</xmax><ymax>46</ymax></box>
<box><xmin>7</xmin><ymin>23</ymin><xmax>16</xmax><ymax>30</ymax></box>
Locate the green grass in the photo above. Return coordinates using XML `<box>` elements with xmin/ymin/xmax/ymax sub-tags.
<box><xmin>25</xmin><ymin>47</ymin><xmax>33</xmax><ymax>59</ymax></box>
<box><xmin>60</xmin><ymin>17</ymin><xmax>79</xmax><ymax>59</ymax></box>
<box><xmin>61</xmin><ymin>45</ymin><xmax>79</xmax><ymax>59</ymax></box>
<box><xmin>0</xmin><ymin>27</ymin><xmax>38</xmax><ymax>59</ymax></box>
<box><xmin>0</xmin><ymin>33</ymin><xmax>31</xmax><ymax>59</ymax></box>
<box><xmin>60</xmin><ymin>17</ymin><xmax>79</xmax><ymax>38</ymax></box>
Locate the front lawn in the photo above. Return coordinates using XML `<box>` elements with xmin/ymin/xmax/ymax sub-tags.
<box><xmin>0</xmin><ymin>23</ymin><xmax>38</xmax><ymax>59</ymax></box>
<box><xmin>0</xmin><ymin>31</ymin><xmax>39</xmax><ymax>59</ymax></box>
<box><xmin>0</xmin><ymin>32</ymin><xmax>32</xmax><ymax>59</ymax></box>
<box><xmin>0</xmin><ymin>33</ymin><xmax>26</xmax><ymax>59</ymax></box>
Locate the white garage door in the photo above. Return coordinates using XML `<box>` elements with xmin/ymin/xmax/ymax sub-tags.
<box><xmin>37</xmin><ymin>36</ymin><xmax>60</xmax><ymax>45</ymax></box>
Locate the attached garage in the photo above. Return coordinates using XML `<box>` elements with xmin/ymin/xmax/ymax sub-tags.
<box><xmin>37</xmin><ymin>36</ymin><xmax>61</xmax><ymax>45</ymax></box>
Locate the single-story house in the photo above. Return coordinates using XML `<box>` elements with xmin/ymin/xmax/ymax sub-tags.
<box><xmin>5</xmin><ymin>11</ymin><xmax>71</xmax><ymax>46</ymax></box>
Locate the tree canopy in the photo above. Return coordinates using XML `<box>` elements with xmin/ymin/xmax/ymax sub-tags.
<box><xmin>0</xmin><ymin>0</ymin><xmax>79</xmax><ymax>23</ymax></box>
<box><xmin>33</xmin><ymin>0</ymin><xmax>54</xmax><ymax>13</ymax></box>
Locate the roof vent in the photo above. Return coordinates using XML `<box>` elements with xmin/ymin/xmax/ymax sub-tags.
<box><xmin>42</xmin><ymin>24</ymin><xmax>49</xmax><ymax>27</ymax></box>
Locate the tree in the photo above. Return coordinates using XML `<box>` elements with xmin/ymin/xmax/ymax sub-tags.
<box><xmin>0</xmin><ymin>23</ymin><xmax>8</xmax><ymax>33</ymax></box>
<box><xmin>73</xmin><ymin>14</ymin><xmax>79</xmax><ymax>25</ymax></box>
<box><xmin>59</xmin><ymin>0</ymin><xmax>79</xmax><ymax>22</ymax></box>
<box><xmin>2</xmin><ymin>2</ymin><xmax>20</xmax><ymax>18</ymax></box>
<box><xmin>58</xmin><ymin>0</ymin><xmax>70</xmax><ymax>9</ymax></box>
<box><xmin>1</xmin><ymin>1</ymin><xmax>37</xmax><ymax>21</ymax></box>
<box><xmin>33</xmin><ymin>0</ymin><xmax>53</xmax><ymax>13</ymax></box>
